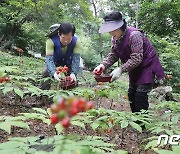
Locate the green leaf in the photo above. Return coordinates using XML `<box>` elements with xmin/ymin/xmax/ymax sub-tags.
<box><xmin>43</xmin><ymin>119</ymin><xmax>51</xmax><ymax>125</ymax></box>
<box><xmin>172</xmin><ymin>145</ymin><xmax>180</xmax><ymax>154</ymax></box>
<box><xmin>0</xmin><ymin>116</ymin><xmax>5</xmax><ymax>120</ymax></box>
<box><xmin>34</xmin><ymin>151</ymin><xmax>49</xmax><ymax>154</ymax></box>
<box><xmin>71</xmin><ymin>121</ymin><xmax>85</xmax><ymax>129</ymax></box>
<box><xmin>10</xmin><ymin>116</ymin><xmax>27</xmax><ymax>121</ymax></box>
<box><xmin>172</xmin><ymin>115</ymin><xmax>180</xmax><ymax>124</ymax></box>
<box><xmin>27</xmin><ymin>87</ymin><xmax>40</xmax><ymax>96</ymax></box>
<box><xmin>32</xmin><ymin>108</ymin><xmax>47</xmax><ymax>115</ymax></box>
<box><xmin>154</xmin><ymin>149</ymin><xmax>175</xmax><ymax>154</ymax></box>
<box><xmin>129</xmin><ymin>122</ymin><xmax>142</xmax><ymax>132</ymax></box>
<box><xmin>0</xmin><ymin>122</ymin><xmax>11</xmax><ymax>134</ymax></box>
<box><xmin>78</xmin><ymin>140</ymin><xmax>113</xmax><ymax>147</ymax></box>
<box><xmin>20</xmin><ymin>113</ymin><xmax>46</xmax><ymax>121</ymax></box>
<box><xmin>3</xmin><ymin>87</ymin><xmax>13</xmax><ymax>95</ymax></box>
<box><xmin>145</xmin><ymin>140</ymin><xmax>158</xmax><ymax>150</ymax></box>
<box><xmin>120</xmin><ymin>120</ymin><xmax>128</xmax><ymax>129</ymax></box>
<box><xmin>175</xmin><ymin>131</ymin><xmax>180</xmax><ymax>135</ymax></box>
<box><xmin>91</xmin><ymin>122</ymin><xmax>99</xmax><ymax>131</ymax></box>
<box><xmin>114</xmin><ymin>150</ymin><xmax>128</xmax><ymax>154</ymax></box>
<box><xmin>152</xmin><ymin>128</ymin><xmax>164</xmax><ymax>134</ymax></box>
<box><xmin>96</xmin><ymin>116</ymin><xmax>109</xmax><ymax>121</ymax></box>
<box><xmin>0</xmin><ymin>141</ymin><xmax>19</xmax><ymax>149</ymax></box>
<box><xmin>47</xmin><ymin>108</ymin><xmax>52</xmax><ymax>116</ymax></box>
<box><xmin>71</xmin><ymin>114</ymin><xmax>91</xmax><ymax>123</ymax></box>
<box><xmin>55</xmin><ymin>123</ymin><xmax>64</xmax><ymax>135</ymax></box>
<box><xmin>165</xmin><ymin>130</ymin><xmax>173</xmax><ymax>136</ymax></box>
<box><xmin>0</xmin><ymin>146</ymin><xmax>27</xmax><ymax>154</ymax></box>
<box><xmin>9</xmin><ymin>121</ymin><xmax>30</xmax><ymax>130</ymax></box>
<box><xmin>14</xmin><ymin>88</ymin><xmax>24</xmax><ymax>98</ymax></box>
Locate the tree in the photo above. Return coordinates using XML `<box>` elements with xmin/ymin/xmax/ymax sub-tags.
<box><xmin>138</xmin><ymin>0</ymin><xmax>180</xmax><ymax>37</ymax></box>
<box><xmin>0</xmin><ymin>0</ymin><xmax>64</xmax><ymax>50</ymax></box>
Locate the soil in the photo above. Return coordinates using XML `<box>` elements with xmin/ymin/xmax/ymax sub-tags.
<box><xmin>0</xmin><ymin>91</ymin><xmax>156</xmax><ymax>154</ymax></box>
<box><xmin>0</xmin><ymin>75</ymin><xmax>160</xmax><ymax>154</ymax></box>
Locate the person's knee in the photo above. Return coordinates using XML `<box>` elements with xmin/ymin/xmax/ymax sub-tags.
<box><xmin>128</xmin><ymin>87</ymin><xmax>136</xmax><ymax>102</ymax></box>
<box><xmin>128</xmin><ymin>91</ymin><xmax>134</xmax><ymax>102</ymax></box>
<box><xmin>134</xmin><ymin>92</ymin><xmax>149</xmax><ymax>111</ymax></box>
<box><xmin>42</xmin><ymin>69</ymin><xmax>50</xmax><ymax>78</ymax></box>
<box><xmin>128</xmin><ymin>83</ymin><xmax>136</xmax><ymax>102</ymax></box>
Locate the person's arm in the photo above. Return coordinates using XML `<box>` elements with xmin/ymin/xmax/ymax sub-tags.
<box><xmin>71</xmin><ymin>39</ymin><xmax>81</xmax><ymax>75</ymax></box>
<box><xmin>102</xmin><ymin>47</ymin><xmax>119</xmax><ymax>69</ymax></box>
<box><xmin>121</xmin><ymin>31</ymin><xmax>143</xmax><ymax>72</ymax></box>
<box><xmin>71</xmin><ymin>53</ymin><xmax>80</xmax><ymax>75</ymax></box>
<box><xmin>45</xmin><ymin>39</ymin><xmax>56</xmax><ymax>77</ymax></box>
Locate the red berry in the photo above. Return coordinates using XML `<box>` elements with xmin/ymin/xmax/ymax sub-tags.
<box><xmin>109</xmin><ymin>118</ymin><xmax>114</xmax><ymax>124</ymax></box>
<box><xmin>77</xmin><ymin>98</ymin><xmax>86</xmax><ymax>112</ymax></box>
<box><xmin>57</xmin><ymin>98</ymin><xmax>67</xmax><ymax>110</ymax></box>
<box><xmin>17</xmin><ymin>48</ymin><xmax>24</xmax><ymax>53</ymax></box>
<box><xmin>107</xmin><ymin>128</ymin><xmax>111</xmax><ymax>133</ymax></box>
<box><xmin>71</xmin><ymin>100</ymin><xmax>79</xmax><ymax>108</ymax></box>
<box><xmin>166</xmin><ymin>74</ymin><xmax>172</xmax><ymax>79</ymax></box>
<box><xmin>58</xmin><ymin>110</ymin><xmax>67</xmax><ymax>120</ymax></box>
<box><xmin>63</xmin><ymin>66</ymin><xmax>69</xmax><ymax>72</ymax></box>
<box><xmin>66</xmin><ymin>76</ymin><xmax>72</xmax><ymax>81</ymax></box>
<box><xmin>86</xmin><ymin>101</ymin><xmax>94</xmax><ymax>110</ymax></box>
<box><xmin>56</xmin><ymin>71</ymin><xmax>60</xmax><ymax>74</ymax></box>
<box><xmin>57</xmin><ymin>67</ymin><xmax>63</xmax><ymax>72</ymax></box>
<box><xmin>0</xmin><ymin>77</ymin><xmax>3</xmax><ymax>83</ymax></box>
<box><xmin>50</xmin><ymin>104</ymin><xmax>59</xmax><ymax>114</ymax></box>
<box><xmin>61</xmin><ymin>117</ymin><xmax>70</xmax><ymax>129</ymax></box>
<box><xmin>4</xmin><ymin>77</ymin><xmax>10</xmax><ymax>82</ymax></box>
<box><xmin>69</xmin><ymin>107</ymin><xmax>78</xmax><ymax>116</ymax></box>
<box><xmin>98</xmin><ymin>82</ymin><xmax>103</xmax><ymax>85</ymax></box>
<box><xmin>61</xmin><ymin>67</ymin><xmax>67</xmax><ymax>73</ymax></box>
<box><xmin>94</xmin><ymin>67</ymin><xmax>103</xmax><ymax>75</ymax></box>
<box><xmin>67</xmin><ymin>97</ymin><xmax>76</xmax><ymax>106</ymax></box>
<box><xmin>50</xmin><ymin>114</ymin><xmax>59</xmax><ymax>124</ymax></box>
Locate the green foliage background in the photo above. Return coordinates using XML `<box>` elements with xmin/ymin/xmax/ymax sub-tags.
<box><xmin>0</xmin><ymin>0</ymin><xmax>179</xmax><ymax>91</ymax></box>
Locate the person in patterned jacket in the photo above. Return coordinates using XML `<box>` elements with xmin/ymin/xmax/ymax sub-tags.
<box><xmin>40</xmin><ymin>23</ymin><xmax>81</xmax><ymax>90</ymax></box>
<box><xmin>93</xmin><ymin>11</ymin><xmax>165</xmax><ymax>113</ymax></box>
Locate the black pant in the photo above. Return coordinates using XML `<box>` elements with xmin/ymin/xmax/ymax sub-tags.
<box><xmin>128</xmin><ymin>82</ymin><xmax>153</xmax><ymax>113</ymax></box>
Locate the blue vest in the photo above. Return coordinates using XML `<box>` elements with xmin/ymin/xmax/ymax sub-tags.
<box><xmin>51</xmin><ymin>34</ymin><xmax>78</xmax><ymax>67</ymax></box>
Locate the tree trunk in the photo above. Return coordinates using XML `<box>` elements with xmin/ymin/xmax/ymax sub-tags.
<box><xmin>91</xmin><ymin>0</ymin><xmax>103</xmax><ymax>60</ymax></box>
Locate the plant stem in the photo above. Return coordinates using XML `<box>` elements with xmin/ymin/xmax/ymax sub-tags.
<box><xmin>110</xmin><ymin>99</ymin><xmax>113</xmax><ymax>109</ymax></box>
<box><xmin>57</xmin><ymin>81</ymin><xmax>60</xmax><ymax>90</ymax></box>
<box><xmin>59</xmin><ymin>135</ymin><xmax>66</xmax><ymax>154</ymax></box>
<box><xmin>120</xmin><ymin>128</ymin><xmax>124</xmax><ymax>149</ymax></box>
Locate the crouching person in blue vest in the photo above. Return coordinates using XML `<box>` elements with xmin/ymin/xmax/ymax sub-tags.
<box><xmin>40</xmin><ymin>23</ymin><xmax>81</xmax><ymax>90</ymax></box>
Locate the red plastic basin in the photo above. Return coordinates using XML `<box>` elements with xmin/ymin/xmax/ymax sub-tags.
<box><xmin>60</xmin><ymin>80</ymin><xmax>76</xmax><ymax>90</ymax></box>
<box><xmin>94</xmin><ymin>74</ymin><xmax>112</xmax><ymax>82</ymax></box>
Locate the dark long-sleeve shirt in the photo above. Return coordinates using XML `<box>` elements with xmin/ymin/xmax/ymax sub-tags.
<box><xmin>102</xmin><ymin>31</ymin><xmax>144</xmax><ymax>72</ymax></box>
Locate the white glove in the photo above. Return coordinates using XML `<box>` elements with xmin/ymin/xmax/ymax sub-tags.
<box><xmin>93</xmin><ymin>64</ymin><xmax>105</xmax><ymax>75</ymax></box>
<box><xmin>158</xmin><ymin>78</ymin><xmax>164</xmax><ymax>86</ymax></box>
<box><xmin>70</xmin><ymin>73</ymin><xmax>77</xmax><ymax>82</ymax></box>
<box><xmin>54</xmin><ymin>72</ymin><xmax>61</xmax><ymax>81</ymax></box>
<box><xmin>110</xmin><ymin>67</ymin><xmax>122</xmax><ymax>82</ymax></box>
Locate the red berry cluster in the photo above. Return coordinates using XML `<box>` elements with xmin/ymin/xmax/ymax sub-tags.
<box><xmin>61</xmin><ymin>76</ymin><xmax>74</xmax><ymax>85</ymax></box>
<box><xmin>50</xmin><ymin>97</ymin><xmax>94</xmax><ymax>129</ymax></box>
<box><xmin>56</xmin><ymin>66</ymin><xmax>69</xmax><ymax>74</ymax></box>
<box><xmin>94</xmin><ymin>67</ymin><xmax>103</xmax><ymax>76</ymax></box>
<box><xmin>165</xmin><ymin>74</ymin><xmax>172</xmax><ymax>79</ymax></box>
<box><xmin>0</xmin><ymin>77</ymin><xmax>10</xmax><ymax>83</ymax></box>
